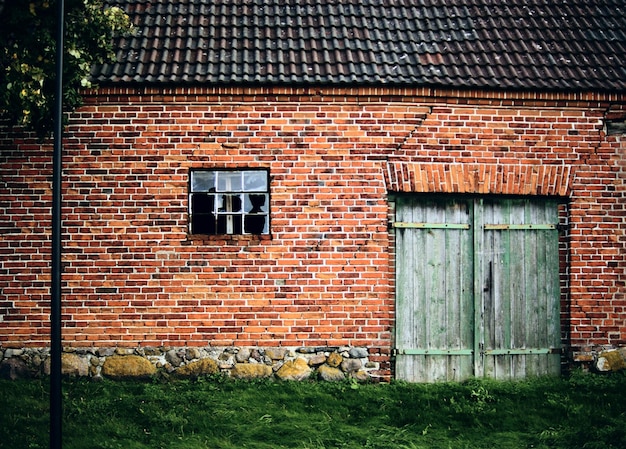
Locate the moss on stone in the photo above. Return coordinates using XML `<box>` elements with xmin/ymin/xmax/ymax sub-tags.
<box><xmin>275</xmin><ymin>358</ymin><xmax>312</xmax><ymax>381</ymax></box>
<box><xmin>317</xmin><ymin>364</ymin><xmax>345</xmax><ymax>381</ymax></box>
<box><xmin>599</xmin><ymin>350</ymin><xmax>626</xmax><ymax>371</ymax></box>
<box><xmin>175</xmin><ymin>358</ymin><xmax>219</xmax><ymax>378</ymax></box>
<box><xmin>326</xmin><ymin>352</ymin><xmax>343</xmax><ymax>368</ymax></box>
<box><xmin>230</xmin><ymin>363</ymin><xmax>273</xmax><ymax>379</ymax></box>
<box><xmin>102</xmin><ymin>355</ymin><xmax>156</xmax><ymax>379</ymax></box>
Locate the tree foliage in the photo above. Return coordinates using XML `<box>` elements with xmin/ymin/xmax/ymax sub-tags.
<box><xmin>0</xmin><ymin>0</ymin><xmax>131</xmax><ymax>137</ymax></box>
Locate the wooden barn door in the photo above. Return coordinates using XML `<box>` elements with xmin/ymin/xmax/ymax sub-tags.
<box><xmin>476</xmin><ymin>198</ymin><xmax>561</xmax><ymax>380</ymax></box>
<box><xmin>394</xmin><ymin>196</ymin><xmax>561</xmax><ymax>382</ymax></box>
<box><xmin>394</xmin><ymin>196</ymin><xmax>475</xmax><ymax>382</ymax></box>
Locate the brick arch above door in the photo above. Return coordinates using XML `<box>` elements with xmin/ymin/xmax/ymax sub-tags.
<box><xmin>384</xmin><ymin>162</ymin><xmax>571</xmax><ymax>197</ymax></box>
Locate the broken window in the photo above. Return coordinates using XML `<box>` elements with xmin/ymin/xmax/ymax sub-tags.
<box><xmin>190</xmin><ymin>169</ymin><xmax>269</xmax><ymax>235</ymax></box>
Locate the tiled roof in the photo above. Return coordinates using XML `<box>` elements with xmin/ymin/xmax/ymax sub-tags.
<box><xmin>92</xmin><ymin>0</ymin><xmax>626</xmax><ymax>92</ymax></box>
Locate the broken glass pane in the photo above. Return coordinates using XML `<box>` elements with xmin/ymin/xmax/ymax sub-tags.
<box><xmin>244</xmin><ymin>194</ymin><xmax>268</xmax><ymax>213</ymax></box>
<box><xmin>191</xmin><ymin>193</ymin><xmax>215</xmax><ymax>214</ymax></box>
<box><xmin>217</xmin><ymin>194</ymin><xmax>242</xmax><ymax>213</ymax></box>
<box><xmin>190</xmin><ymin>194</ymin><xmax>216</xmax><ymax>234</ymax></box>
<box><xmin>244</xmin><ymin>214</ymin><xmax>267</xmax><ymax>234</ymax></box>
<box><xmin>217</xmin><ymin>214</ymin><xmax>242</xmax><ymax>234</ymax></box>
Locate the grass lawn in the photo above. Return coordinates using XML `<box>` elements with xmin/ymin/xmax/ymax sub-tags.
<box><xmin>1</xmin><ymin>371</ymin><xmax>625</xmax><ymax>449</ymax></box>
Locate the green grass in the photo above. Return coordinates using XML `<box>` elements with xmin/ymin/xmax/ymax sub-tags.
<box><xmin>1</xmin><ymin>371</ymin><xmax>626</xmax><ymax>449</ymax></box>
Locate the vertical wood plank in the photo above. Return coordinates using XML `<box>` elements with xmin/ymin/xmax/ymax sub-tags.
<box><xmin>473</xmin><ymin>198</ymin><xmax>486</xmax><ymax>378</ymax></box>
<box><xmin>395</xmin><ymin>196</ymin><xmax>417</xmax><ymax>381</ymax></box>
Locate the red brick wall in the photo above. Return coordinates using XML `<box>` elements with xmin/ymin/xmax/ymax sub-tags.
<box><xmin>1</xmin><ymin>86</ymin><xmax>625</xmax><ymax>374</ymax></box>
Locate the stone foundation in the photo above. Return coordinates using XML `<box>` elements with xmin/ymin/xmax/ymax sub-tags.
<box><xmin>571</xmin><ymin>346</ymin><xmax>626</xmax><ymax>373</ymax></box>
<box><xmin>0</xmin><ymin>346</ymin><xmax>384</xmax><ymax>381</ymax></box>
<box><xmin>3</xmin><ymin>345</ymin><xmax>625</xmax><ymax>381</ymax></box>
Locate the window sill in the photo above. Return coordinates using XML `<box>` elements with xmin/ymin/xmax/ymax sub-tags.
<box><xmin>186</xmin><ymin>233</ymin><xmax>272</xmax><ymax>244</ymax></box>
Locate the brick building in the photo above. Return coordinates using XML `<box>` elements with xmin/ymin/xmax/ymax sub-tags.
<box><xmin>1</xmin><ymin>0</ymin><xmax>626</xmax><ymax>381</ymax></box>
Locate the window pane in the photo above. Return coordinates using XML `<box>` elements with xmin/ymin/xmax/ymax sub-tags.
<box><xmin>190</xmin><ymin>194</ymin><xmax>216</xmax><ymax>234</ymax></box>
<box><xmin>191</xmin><ymin>193</ymin><xmax>215</xmax><ymax>214</ymax></box>
<box><xmin>191</xmin><ymin>171</ymin><xmax>216</xmax><ymax>192</ymax></box>
<box><xmin>217</xmin><ymin>214</ymin><xmax>243</xmax><ymax>234</ymax></box>
<box><xmin>244</xmin><ymin>194</ymin><xmax>268</xmax><ymax>213</ymax></box>
<box><xmin>244</xmin><ymin>171</ymin><xmax>268</xmax><ymax>191</ymax></box>
<box><xmin>244</xmin><ymin>214</ymin><xmax>267</xmax><ymax>234</ymax></box>
<box><xmin>192</xmin><ymin>214</ymin><xmax>216</xmax><ymax>234</ymax></box>
<box><xmin>217</xmin><ymin>171</ymin><xmax>242</xmax><ymax>192</ymax></box>
<box><xmin>217</xmin><ymin>194</ymin><xmax>242</xmax><ymax>213</ymax></box>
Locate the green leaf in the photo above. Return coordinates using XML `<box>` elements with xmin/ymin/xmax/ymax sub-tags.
<box><xmin>0</xmin><ymin>0</ymin><xmax>132</xmax><ymax>137</ymax></box>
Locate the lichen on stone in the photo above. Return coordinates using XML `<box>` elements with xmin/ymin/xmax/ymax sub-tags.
<box><xmin>102</xmin><ymin>355</ymin><xmax>156</xmax><ymax>379</ymax></box>
<box><xmin>597</xmin><ymin>350</ymin><xmax>626</xmax><ymax>372</ymax></box>
<box><xmin>230</xmin><ymin>363</ymin><xmax>273</xmax><ymax>379</ymax></box>
<box><xmin>317</xmin><ymin>364</ymin><xmax>345</xmax><ymax>381</ymax></box>
<box><xmin>275</xmin><ymin>358</ymin><xmax>312</xmax><ymax>381</ymax></box>
<box><xmin>175</xmin><ymin>358</ymin><xmax>219</xmax><ymax>378</ymax></box>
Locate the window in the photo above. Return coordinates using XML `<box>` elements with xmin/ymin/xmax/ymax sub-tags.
<box><xmin>190</xmin><ymin>169</ymin><xmax>269</xmax><ymax>235</ymax></box>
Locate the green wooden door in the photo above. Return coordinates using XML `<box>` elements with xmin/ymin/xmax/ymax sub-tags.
<box><xmin>477</xmin><ymin>198</ymin><xmax>561</xmax><ymax>380</ymax></box>
<box><xmin>394</xmin><ymin>196</ymin><xmax>561</xmax><ymax>382</ymax></box>
<box><xmin>394</xmin><ymin>196</ymin><xmax>475</xmax><ymax>383</ymax></box>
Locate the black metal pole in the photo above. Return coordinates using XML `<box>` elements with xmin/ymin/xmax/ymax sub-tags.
<box><xmin>51</xmin><ymin>0</ymin><xmax>65</xmax><ymax>448</ymax></box>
